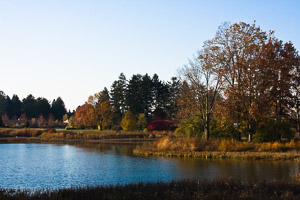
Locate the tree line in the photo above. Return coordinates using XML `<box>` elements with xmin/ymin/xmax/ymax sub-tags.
<box><xmin>72</xmin><ymin>21</ymin><xmax>300</xmax><ymax>142</ymax></box>
<box><xmin>71</xmin><ymin>73</ymin><xmax>181</xmax><ymax>130</ymax></box>
<box><xmin>0</xmin><ymin>92</ymin><xmax>68</xmax><ymax>123</ymax></box>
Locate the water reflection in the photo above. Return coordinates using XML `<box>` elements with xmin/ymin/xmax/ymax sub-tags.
<box><xmin>0</xmin><ymin>143</ymin><xmax>299</xmax><ymax>189</ymax></box>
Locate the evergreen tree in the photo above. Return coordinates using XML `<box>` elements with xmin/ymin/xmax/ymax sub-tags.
<box><xmin>0</xmin><ymin>91</ymin><xmax>7</xmax><ymax>117</ymax></box>
<box><xmin>126</xmin><ymin>74</ymin><xmax>143</xmax><ymax>115</ymax></box>
<box><xmin>5</xmin><ymin>96</ymin><xmax>14</xmax><ymax>119</ymax></box>
<box><xmin>166</xmin><ymin>77</ymin><xmax>181</xmax><ymax>120</ymax></box>
<box><xmin>51</xmin><ymin>97</ymin><xmax>67</xmax><ymax>121</ymax></box>
<box><xmin>22</xmin><ymin>94</ymin><xmax>37</xmax><ymax>119</ymax></box>
<box><xmin>0</xmin><ymin>116</ymin><xmax>3</xmax><ymax>127</ymax></box>
<box><xmin>36</xmin><ymin>97</ymin><xmax>51</xmax><ymax>119</ymax></box>
<box><xmin>11</xmin><ymin>95</ymin><xmax>22</xmax><ymax>119</ymax></box>
<box><xmin>152</xmin><ymin>74</ymin><xmax>169</xmax><ymax>112</ymax></box>
<box><xmin>141</xmin><ymin>74</ymin><xmax>154</xmax><ymax>118</ymax></box>
<box><xmin>111</xmin><ymin>73</ymin><xmax>127</xmax><ymax>124</ymax></box>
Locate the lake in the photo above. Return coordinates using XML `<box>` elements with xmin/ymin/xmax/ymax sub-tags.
<box><xmin>0</xmin><ymin>143</ymin><xmax>299</xmax><ymax>189</ymax></box>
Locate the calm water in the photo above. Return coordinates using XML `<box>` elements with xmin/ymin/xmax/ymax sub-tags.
<box><xmin>0</xmin><ymin>143</ymin><xmax>299</xmax><ymax>189</ymax></box>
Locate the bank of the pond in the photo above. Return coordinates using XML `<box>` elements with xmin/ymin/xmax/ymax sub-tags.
<box><xmin>134</xmin><ymin>149</ymin><xmax>300</xmax><ymax>160</ymax></box>
<box><xmin>0</xmin><ymin>136</ymin><xmax>158</xmax><ymax>144</ymax></box>
<box><xmin>0</xmin><ymin>128</ymin><xmax>166</xmax><ymax>144</ymax></box>
<box><xmin>1</xmin><ymin>178</ymin><xmax>300</xmax><ymax>200</ymax></box>
<box><xmin>134</xmin><ymin>137</ymin><xmax>300</xmax><ymax>161</ymax></box>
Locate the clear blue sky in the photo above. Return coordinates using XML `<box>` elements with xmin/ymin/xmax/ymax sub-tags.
<box><xmin>0</xmin><ymin>0</ymin><xmax>299</xmax><ymax>110</ymax></box>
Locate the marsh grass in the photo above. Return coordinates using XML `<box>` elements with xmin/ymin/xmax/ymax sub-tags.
<box><xmin>0</xmin><ymin>178</ymin><xmax>300</xmax><ymax>200</ymax></box>
<box><xmin>0</xmin><ymin>129</ymin><xmax>43</xmax><ymax>137</ymax></box>
<box><xmin>134</xmin><ymin>137</ymin><xmax>300</xmax><ymax>160</ymax></box>
<box><xmin>0</xmin><ymin>128</ymin><xmax>167</xmax><ymax>140</ymax></box>
<box><xmin>140</xmin><ymin>137</ymin><xmax>300</xmax><ymax>152</ymax></box>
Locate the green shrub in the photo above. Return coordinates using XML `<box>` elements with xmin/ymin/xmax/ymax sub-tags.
<box><xmin>253</xmin><ymin>119</ymin><xmax>294</xmax><ymax>142</ymax></box>
<box><xmin>24</xmin><ymin>120</ymin><xmax>30</xmax><ymax>128</ymax></box>
<box><xmin>112</xmin><ymin>125</ymin><xmax>122</xmax><ymax>132</ymax></box>
<box><xmin>136</xmin><ymin>113</ymin><xmax>147</xmax><ymax>130</ymax></box>
<box><xmin>65</xmin><ymin>127</ymin><xmax>79</xmax><ymax>130</ymax></box>
<box><xmin>175</xmin><ymin>116</ymin><xmax>204</xmax><ymax>138</ymax></box>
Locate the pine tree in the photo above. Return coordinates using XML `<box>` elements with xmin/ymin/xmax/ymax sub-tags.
<box><xmin>111</xmin><ymin>73</ymin><xmax>127</xmax><ymax>124</ymax></box>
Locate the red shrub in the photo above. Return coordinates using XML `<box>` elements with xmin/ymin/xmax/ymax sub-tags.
<box><xmin>146</xmin><ymin>120</ymin><xmax>178</xmax><ymax>131</ymax></box>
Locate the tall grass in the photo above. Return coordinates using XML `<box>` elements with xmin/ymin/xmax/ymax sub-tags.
<box><xmin>0</xmin><ymin>178</ymin><xmax>300</xmax><ymax>200</ymax></box>
<box><xmin>0</xmin><ymin>129</ymin><xmax>42</xmax><ymax>137</ymax></box>
<box><xmin>0</xmin><ymin>128</ymin><xmax>167</xmax><ymax>140</ymax></box>
<box><xmin>139</xmin><ymin>137</ymin><xmax>300</xmax><ymax>153</ymax></box>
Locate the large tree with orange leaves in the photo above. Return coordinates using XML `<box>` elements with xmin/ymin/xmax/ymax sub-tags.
<box><xmin>74</xmin><ymin>103</ymin><xmax>98</xmax><ymax>128</ymax></box>
<box><xmin>179</xmin><ymin>22</ymin><xmax>300</xmax><ymax>141</ymax></box>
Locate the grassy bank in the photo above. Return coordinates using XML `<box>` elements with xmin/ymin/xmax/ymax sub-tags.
<box><xmin>134</xmin><ymin>137</ymin><xmax>300</xmax><ymax>160</ymax></box>
<box><xmin>0</xmin><ymin>128</ymin><xmax>168</xmax><ymax>143</ymax></box>
<box><xmin>1</xmin><ymin>178</ymin><xmax>300</xmax><ymax>200</ymax></box>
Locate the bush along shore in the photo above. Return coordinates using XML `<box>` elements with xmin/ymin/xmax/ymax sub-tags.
<box><xmin>134</xmin><ymin>137</ymin><xmax>300</xmax><ymax>161</ymax></box>
<box><xmin>1</xmin><ymin>178</ymin><xmax>300</xmax><ymax>200</ymax></box>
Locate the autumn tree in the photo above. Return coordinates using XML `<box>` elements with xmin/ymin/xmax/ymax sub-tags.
<box><xmin>93</xmin><ymin>87</ymin><xmax>113</xmax><ymax>130</ymax></box>
<box><xmin>63</xmin><ymin>114</ymin><xmax>68</xmax><ymax>122</ymax></box>
<box><xmin>179</xmin><ymin>21</ymin><xmax>300</xmax><ymax>142</ymax></box>
<box><xmin>121</xmin><ymin>110</ymin><xmax>136</xmax><ymax>130</ymax></box>
<box><xmin>179</xmin><ymin>50</ymin><xmax>222</xmax><ymax>140</ymax></box>
<box><xmin>68</xmin><ymin>116</ymin><xmax>74</xmax><ymax>128</ymax></box>
<box><xmin>75</xmin><ymin>103</ymin><xmax>97</xmax><ymax>128</ymax></box>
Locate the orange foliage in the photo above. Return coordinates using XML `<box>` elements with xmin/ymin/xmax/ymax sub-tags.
<box><xmin>75</xmin><ymin>103</ymin><xmax>98</xmax><ymax>128</ymax></box>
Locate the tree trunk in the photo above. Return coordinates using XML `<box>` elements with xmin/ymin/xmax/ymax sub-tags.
<box><xmin>297</xmin><ymin>110</ymin><xmax>300</xmax><ymax>138</ymax></box>
<box><xmin>248</xmin><ymin>133</ymin><xmax>252</xmax><ymax>142</ymax></box>
<box><xmin>248</xmin><ymin>121</ymin><xmax>253</xmax><ymax>142</ymax></box>
<box><xmin>204</xmin><ymin>114</ymin><xmax>210</xmax><ymax>140</ymax></box>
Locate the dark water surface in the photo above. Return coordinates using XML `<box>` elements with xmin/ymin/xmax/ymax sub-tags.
<box><xmin>0</xmin><ymin>143</ymin><xmax>299</xmax><ymax>189</ymax></box>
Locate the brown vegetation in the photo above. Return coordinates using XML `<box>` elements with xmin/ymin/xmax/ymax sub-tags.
<box><xmin>0</xmin><ymin>178</ymin><xmax>300</xmax><ymax>200</ymax></box>
<box><xmin>0</xmin><ymin>128</ymin><xmax>167</xmax><ymax>141</ymax></box>
<box><xmin>0</xmin><ymin>129</ymin><xmax>42</xmax><ymax>137</ymax></box>
<box><xmin>134</xmin><ymin>137</ymin><xmax>300</xmax><ymax>160</ymax></box>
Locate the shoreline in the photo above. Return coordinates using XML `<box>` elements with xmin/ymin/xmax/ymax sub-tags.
<box><xmin>1</xmin><ymin>178</ymin><xmax>300</xmax><ymax>199</ymax></box>
<box><xmin>0</xmin><ymin>137</ymin><xmax>158</xmax><ymax>144</ymax></box>
<box><xmin>133</xmin><ymin>149</ymin><xmax>300</xmax><ymax>161</ymax></box>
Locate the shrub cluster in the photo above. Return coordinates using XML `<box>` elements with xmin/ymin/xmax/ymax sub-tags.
<box><xmin>147</xmin><ymin>120</ymin><xmax>178</xmax><ymax>131</ymax></box>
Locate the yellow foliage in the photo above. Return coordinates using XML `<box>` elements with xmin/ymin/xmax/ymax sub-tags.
<box><xmin>121</xmin><ymin>110</ymin><xmax>137</xmax><ymax>130</ymax></box>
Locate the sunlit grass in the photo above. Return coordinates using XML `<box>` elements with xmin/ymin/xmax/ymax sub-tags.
<box><xmin>0</xmin><ymin>128</ymin><xmax>167</xmax><ymax>141</ymax></box>
<box><xmin>134</xmin><ymin>137</ymin><xmax>300</xmax><ymax>160</ymax></box>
